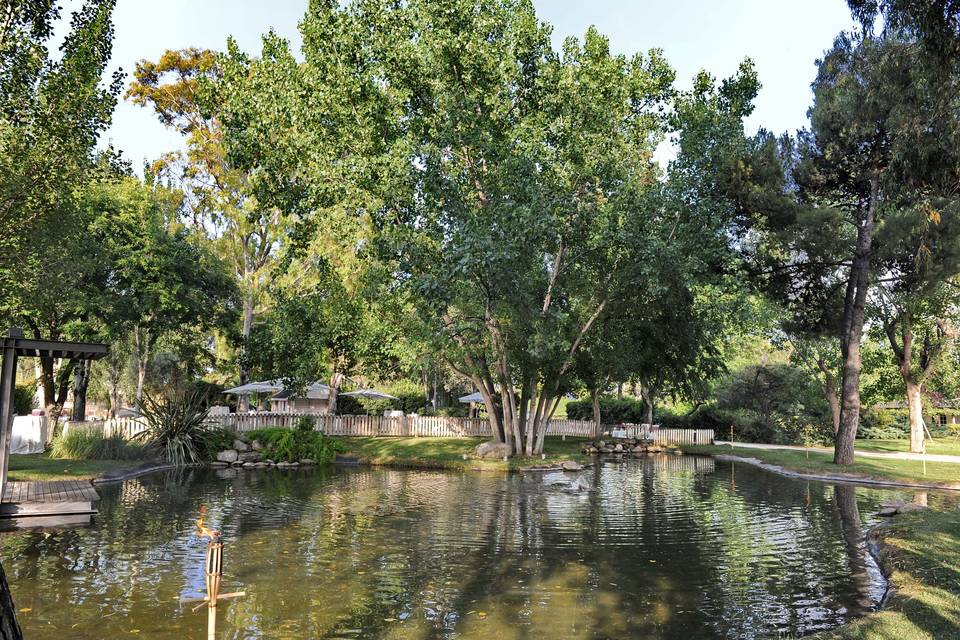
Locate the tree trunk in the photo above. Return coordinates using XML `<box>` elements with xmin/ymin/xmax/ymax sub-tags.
<box><xmin>0</xmin><ymin>562</ymin><xmax>23</xmax><ymax>640</ymax></box>
<box><xmin>591</xmin><ymin>387</ymin><xmax>601</xmax><ymax>440</ymax></box>
<box><xmin>70</xmin><ymin>359</ymin><xmax>89</xmax><ymax>421</ymax></box>
<box><xmin>47</xmin><ymin>360</ymin><xmax>75</xmax><ymax>439</ymax></box>
<box><xmin>640</xmin><ymin>385</ymin><xmax>655</xmax><ymax>425</ymax></box>
<box><xmin>835</xmin><ymin>175</ymin><xmax>879</xmax><ymax>465</ymax></box>
<box><xmin>238</xmin><ymin>293</ymin><xmax>255</xmax><ymax>412</ymax></box>
<box><xmin>906</xmin><ymin>381</ymin><xmax>925</xmax><ymax>454</ymax></box>
<box><xmin>106</xmin><ymin>356</ymin><xmax>121</xmax><ymax>418</ymax></box>
<box><xmin>133</xmin><ymin>326</ymin><xmax>150</xmax><ymax>405</ymax></box>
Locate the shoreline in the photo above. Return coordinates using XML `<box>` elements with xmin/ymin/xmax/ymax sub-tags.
<box><xmin>708</xmin><ymin>452</ymin><xmax>960</xmax><ymax>491</ymax></box>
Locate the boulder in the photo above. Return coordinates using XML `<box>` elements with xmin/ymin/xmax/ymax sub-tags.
<box><xmin>242</xmin><ymin>462</ymin><xmax>257</xmax><ymax>468</ymax></box>
<box><xmin>877</xmin><ymin>507</ymin><xmax>899</xmax><ymax>517</ymax></box>
<box><xmin>474</xmin><ymin>442</ymin><xmax>512</xmax><ymax>459</ymax></box>
<box><xmin>238</xmin><ymin>451</ymin><xmax>261</xmax><ymax>463</ymax></box>
<box><xmin>216</xmin><ymin>449</ymin><xmax>239</xmax><ymax>463</ymax></box>
<box><xmin>614</xmin><ymin>444</ymin><xmax>623</xmax><ymax>452</ymax></box>
<box><xmin>632</xmin><ymin>445</ymin><xmax>646</xmax><ymax>453</ymax></box>
<box><xmin>599</xmin><ymin>446</ymin><xmax>613</xmax><ymax>454</ymax></box>
<box><xmin>299</xmin><ymin>459</ymin><xmax>316</xmax><ymax>465</ymax></box>
<box><xmin>561</xmin><ymin>460</ymin><xmax>584</xmax><ymax>471</ymax></box>
<box><xmin>896</xmin><ymin>503</ymin><xmax>929</xmax><ymax>514</ymax></box>
<box><xmin>251</xmin><ymin>440</ymin><xmax>264</xmax><ymax>451</ymax></box>
<box><xmin>265</xmin><ymin>459</ymin><xmax>275</xmax><ymax>466</ymax></box>
<box><xmin>233</xmin><ymin>439</ymin><xmax>251</xmax><ymax>452</ymax></box>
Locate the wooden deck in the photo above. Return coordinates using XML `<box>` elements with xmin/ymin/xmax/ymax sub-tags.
<box><xmin>0</xmin><ymin>480</ymin><xmax>99</xmax><ymax>518</ymax></box>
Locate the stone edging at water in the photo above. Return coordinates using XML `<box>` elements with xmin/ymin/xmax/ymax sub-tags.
<box><xmin>707</xmin><ymin>453</ymin><xmax>960</xmax><ymax>492</ymax></box>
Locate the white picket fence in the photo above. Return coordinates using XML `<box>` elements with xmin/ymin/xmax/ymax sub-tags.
<box><xmin>63</xmin><ymin>413</ymin><xmax>714</xmax><ymax>445</ymax></box>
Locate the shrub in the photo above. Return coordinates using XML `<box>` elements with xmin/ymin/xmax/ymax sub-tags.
<box><xmin>566</xmin><ymin>397</ymin><xmax>648</xmax><ymax>423</ymax></box>
<box><xmin>858</xmin><ymin>408</ymin><xmax>910</xmax><ymax>439</ymax></box>
<box><xmin>51</xmin><ymin>429</ymin><xmax>145</xmax><ymax>461</ymax></box>
<box><xmin>13</xmin><ymin>384</ymin><xmax>36</xmax><ymax>416</ymax></box>
<box><xmin>198</xmin><ymin>427</ymin><xmax>240</xmax><ymax>460</ymax></box>
<box><xmin>246</xmin><ymin>422</ymin><xmax>345</xmax><ymax>464</ymax></box>
<box><xmin>135</xmin><ymin>391</ymin><xmax>212</xmax><ymax>466</ymax></box>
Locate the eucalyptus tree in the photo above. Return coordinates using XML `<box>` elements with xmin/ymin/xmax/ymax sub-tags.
<box><xmin>127</xmin><ymin>48</ymin><xmax>287</xmax><ymax>397</ymax></box>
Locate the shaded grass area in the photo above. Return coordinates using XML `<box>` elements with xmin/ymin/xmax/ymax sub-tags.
<box><xmin>682</xmin><ymin>444</ymin><xmax>960</xmax><ymax>487</ymax></box>
<box><xmin>857</xmin><ymin>438</ymin><xmax>960</xmax><ymax>457</ymax></box>
<box><xmin>815</xmin><ymin>509</ymin><xmax>960</xmax><ymax>640</ymax></box>
<box><xmin>342</xmin><ymin>436</ymin><xmax>590</xmax><ymax>471</ymax></box>
<box><xmin>7</xmin><ymin>453</ymin><xmax>137</xmax><ymax>482</ymax></box>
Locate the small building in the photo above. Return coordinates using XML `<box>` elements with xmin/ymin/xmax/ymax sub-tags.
<box><xmin>268</xmin><ymin>388</ymin><xmax>330</xmax><ymax>414</ymax></box>
<box><xmin>872</xmin><ymin>398</ymin><xmax>960</xmax><ymax>427</ymax></box>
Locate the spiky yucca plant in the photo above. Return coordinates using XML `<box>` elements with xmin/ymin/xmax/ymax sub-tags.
<box><xmin>135</xmin><ymin>391</ymin><xmax>211</xmax><ymax>466</ymax></box>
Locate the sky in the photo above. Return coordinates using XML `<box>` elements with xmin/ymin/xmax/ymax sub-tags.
<box><xmin>59</xmin><ymin>0</ymin><xmax>856</xmax><ymax>169</ymax></box>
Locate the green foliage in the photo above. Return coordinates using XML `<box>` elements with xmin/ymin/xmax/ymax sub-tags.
<box><xmin>50</xmin><ymin>429</ymin><xmax>144</xmax><ymax>461</ymax></box>
<box><xmin>713</xmin><ymin>364</ymin><xmax>833</xmax><ymax>444</ymax></box>
<box><xmin>134</xmin><ymin>392</ymin><xmax>211</xmax><ymax>465</ymax></box>
<box><xmin>13</xmin><ymin>384</ymin><xmax>36</xmax><ymax>415</ymax></box>
<box><xmin>213</xmin><ymin>0</ymin><xmax>757</xmax><ymax>455</ymax></box>
<box><xmin>197</xmin><ymin>427</ymin><xmax>239</xmax><ymax>460</ymax></box>
<box><xmin>566</xmin><ymin>397</ymin><xmax>648</xmax><ymax>423</ymax></box>
<box><xmin>245</xmin><ymin>426</ymin><xmax>345</xmax><ymax>464</ymax></box>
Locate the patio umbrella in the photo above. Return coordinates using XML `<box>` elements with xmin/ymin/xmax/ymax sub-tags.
<box><xmin>458</xmin><ymin>391</ymin><xmax>484</xmax><ymax>403</ymax></box>
<box><xmin>222</xmin><ymin>379</ymin><xmax>285</xmax><ymax>395</ymax></box>
<box><xmin>341</xmin><ymin>389</ymin><xmax>399</xmax><ymax>401</ymax></box>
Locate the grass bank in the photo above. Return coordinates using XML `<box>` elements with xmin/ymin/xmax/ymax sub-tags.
<box><xmin>682</xmin><ymin>444</ymin><xmax>960</xmax><ymax>488</ymax></box>
<box><xmin>7</xmin><ymin>453</ymin><xmax>137</xmax><ymax>482</ymax></box>
<box><xmin>342</xmin><ymin>436</ymin><xmax>590</xmax><ymax>471</ymax></box>
<box><xmin>856</xmin><ymin>438</ymin><xmax>960</xmax><ymax>457</ymax></box>
<box><xmin>815</xmin><ymin>509</ymin><xmax>960</xmax><ymax>639</ymax></box>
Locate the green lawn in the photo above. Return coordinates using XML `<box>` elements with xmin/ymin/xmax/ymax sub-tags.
<box><xmin>814</xmin><ymin>509</ymin><xmax>960</xmax><ymax>639</ymax></box>
<box><xmin>856</xmin><ymin>438</ymin><xmax>960</xmax><ymax>457</ymax></box>
<box><xmin>682</xmin><ymin>444</ymin><xmax>960</xmax><ymax>487</ymax></box>
<box><xmin>342</xmin><ymin>436</ymin><xmax>590</xmax><ymax>471</ymax></box>
<box><xmin>7</xmin><ymin>453</ymin><xmax>136</xmax><ymax>482</ymax></box>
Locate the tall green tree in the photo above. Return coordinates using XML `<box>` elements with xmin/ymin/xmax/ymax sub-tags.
<box><xmin>215</xmin><ymin>0</ymin><xmax>757</xmax><ymax>455</ymax></box>
<box><xmin>0</xmin><ymin>0</ymin><xmax>120</xmax><ymax>303</ymax></box>
<box><xmin>736</xmin><ymin>23</ymin><xmax>960</xmax><ymax>463</ymax></box>
<box><xmin>126</xmin><ymin>48</ymin><xmax>286</xmax><ymax>399</ymax></box>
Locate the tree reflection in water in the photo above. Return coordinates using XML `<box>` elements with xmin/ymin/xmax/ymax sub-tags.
<box><xmin>1</xmin><ymin>457</ymin><xmax>953</xmax><ymax>639</ymax></box>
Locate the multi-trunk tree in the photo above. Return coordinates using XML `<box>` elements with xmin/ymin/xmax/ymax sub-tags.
<box><xmin>214</xmin><ymin>0</ymin><xmax>757</xmax><ymax>455</ymax></box>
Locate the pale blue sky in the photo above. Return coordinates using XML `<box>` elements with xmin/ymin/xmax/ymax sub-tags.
<box><xmin>60</xmin><ymin>0</ymin><xmax>856</xmax><ymax>168</ymax></box>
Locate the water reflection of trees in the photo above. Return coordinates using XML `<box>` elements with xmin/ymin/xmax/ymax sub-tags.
<box><xmin>0</xmin><ymin>459</ymin><xmax>905</xmax><ymax>639</ymax></box>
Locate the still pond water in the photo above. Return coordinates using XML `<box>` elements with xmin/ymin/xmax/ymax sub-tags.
<box><xmin>2</xmin><ymin>456</ymin><xmax>954</xmax><ymax>639</ymax></box>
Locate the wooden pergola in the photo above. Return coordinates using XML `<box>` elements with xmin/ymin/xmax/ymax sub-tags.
<box><xmin>0</xmin><ymin>327</ymin><xmax>108</xmax><ymax>499</ymax></box>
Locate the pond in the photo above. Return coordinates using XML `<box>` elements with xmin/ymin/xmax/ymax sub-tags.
<box><xmin>1</xmin><ymin>456</ymin><xmax>954</xmax><ymax>639</ymax></box>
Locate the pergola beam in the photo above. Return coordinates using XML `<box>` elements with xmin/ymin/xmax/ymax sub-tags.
<box><xmin>0</xmin><ymin>328</ymin><xmax>108</xmax><ymax>500</ymax></box>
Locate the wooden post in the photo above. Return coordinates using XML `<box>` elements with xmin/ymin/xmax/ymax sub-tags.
<box><xmin>0</xmin><ymin>329</ymin><xmax>21</xmax><ymax>502</ymax></box>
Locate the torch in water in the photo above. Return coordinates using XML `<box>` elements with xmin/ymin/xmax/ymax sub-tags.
<box><xmin>190</xmin><ymin>506</ymin><xmax>245</xmax><ymax>639</ymax></box>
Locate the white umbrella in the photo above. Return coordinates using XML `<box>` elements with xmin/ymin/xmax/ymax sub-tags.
<box><xmin>223</xmin><ymin>379</ymin><xmax>331</xmax><ymax>397</ymax></box>
<box><xmin>458</xmin><ymin>391</ymin><xmax>484</xmax><ymax>403</ymax></box>
<box><xmin>223</xmin><ymin>380</ymin><xmax>284</xmax><ymax>395</ymax></box>
<box><xmin>342</xmin><ymin>389</ymin><xmax>399</xmax><ymax>401</ymax></box>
